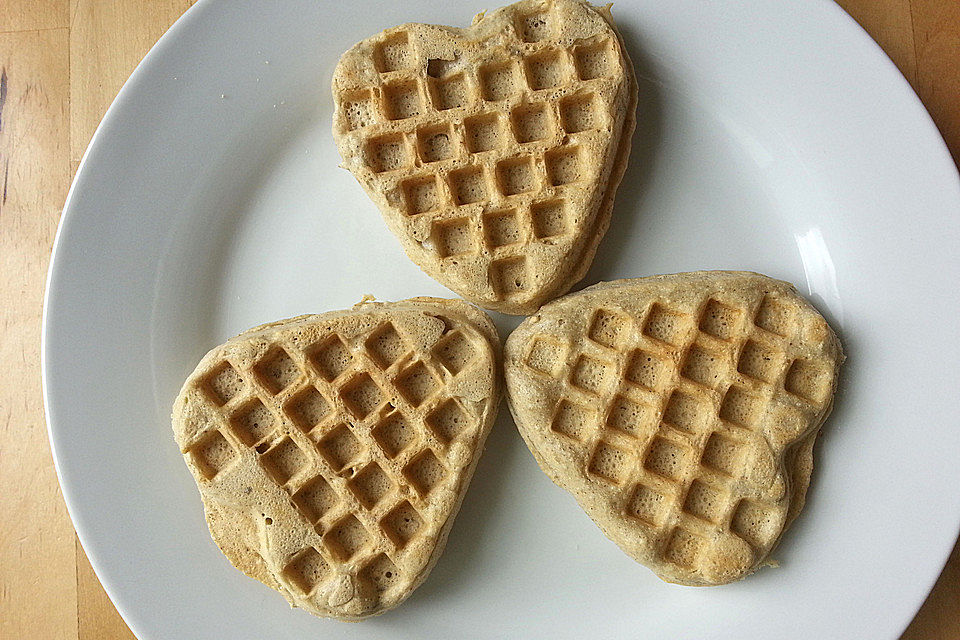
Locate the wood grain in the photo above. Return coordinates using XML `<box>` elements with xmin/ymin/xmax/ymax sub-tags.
<box><xmin>837</xmin><ymin>0</ymin><xmax>918</xmax><ymax>84</ymax></box>
<box><xmin>909</xmin><ymin>0</ymin><xmax>960</xmax><ymax>165</ymax></box>
<box><xmin>0</xmin><ymin>1</ymin><xmax>956</xmax><ymax>638</ymax></box>
<box><xmin>77</xmin><ymin>541</ymin><xmax>136</xmax><ymax>640</ymax></box>
<box><xmin>69</xmin><ymin>0</ymin><xmax>196</xmax><ymax>164</ymax></box>
<box><xmin>904</xmin><ymin>539</ymin><xmax>960</xmax><ymax>640</ymax></box>
<box><xmin>67</xmin><ymin>6</ymin><xmax>196</xmax><ymax>636</ymax></box>
<box><xmin>0</xmin><ymin>0</ymin><xmax>68</xmax><ymax>33</ymax></box>
<box><xmin>0</xmin><ymin>25</ymin><xmax>76</xmax><ymax>640</ymax></box>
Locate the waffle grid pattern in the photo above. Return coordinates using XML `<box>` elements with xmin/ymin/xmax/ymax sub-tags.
<box><xmin>334</xmin><ymin>3</ymin><xmax>625</xmax><ymax>304</ymax></box>
<box><xmin>182</xmin><ymin>318</ymin><xmax>485</xmax><ymax>604</ymax></box>
<box><xmin>521</xmin><ymin>293</ymin><xmax>835</xmax><ymax>571</ymax></box>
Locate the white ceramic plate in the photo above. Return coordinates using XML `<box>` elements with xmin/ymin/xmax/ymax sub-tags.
<box><xmin>43</xmin><ymin>0</ymin><xmax>960</xmax><ymax>638</ymax></box>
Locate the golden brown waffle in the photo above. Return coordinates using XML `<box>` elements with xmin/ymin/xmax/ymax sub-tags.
<box><xmin>332</xmin><ymin>0</ymin><xmax>637</xmax><ymax>315</ymax></box>
<box><xmin>172</xmin><ymin>298</ymin><xmax>501</xmax><ymax>620</ymax></box>
<box><xmin>504</xmin><ymin>272</ymin><xmax>843</xmax><ymax>585</ymax></box>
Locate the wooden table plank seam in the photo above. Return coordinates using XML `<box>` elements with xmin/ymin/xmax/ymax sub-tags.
<box><xmin>0</xmin><ymin>1</ymin><xmax>956</xmax><ymax>638</ymax></box>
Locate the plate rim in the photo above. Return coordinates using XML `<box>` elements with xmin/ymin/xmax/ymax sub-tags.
<box><xmin>41</xmin><ymin>0</ymin><xmax>960</xmax><ymax>638</ymax></box>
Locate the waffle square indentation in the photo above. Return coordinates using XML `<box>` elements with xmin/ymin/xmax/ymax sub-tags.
<box><xmin>662</xmin><ymin>390</ymin><xmax>708</xmax><ymax>434</ymax></box>
<box><xmin>731</xmin><ymin>499</ymin><xmax>780</xmax><ymax>549</ymax></box>
<box><xmin>479</xmin><ymin>61</ymin><xmax>520</xmax><ymax>101</ymax></box>
<box><xmin>664</xmin><ymin>527</ymin><xmax>706</xmax><ymax>569</ymax></box>
<box><xmin>261</xmin><ymin>436</ymin><xmax>309</xmax><ymax>485</ymax></box>
<box><xmin>283</xmin><ymin>547</ymin><xmax>328</xmax><ymax>594</ymax></box>
<box><xmin>515</xmin><ymin>8</ymin><xmax>552</xmax><ymax>42</ymax></box>
<box><xmin>340</xmin><ymin>89</ymin><xmax>378</xmax><ymax>131</ymax></box>
<box><xmin>719</xmin><ymin>385</ymin><xmax>764</xmax><ymax>429</ymax></box>
<box><xmin>569</xmin><ymin>353</ymin><xmax>615</xmax><ymax>396</ymax></box>
<box><xmin>401</xmin><ymin>175</ymin><xmax>441</xmax><ymax>215</ymax></box>
<box><xmin>429</xmin><ymin>73</ymin><xmax>469</xmax><ymax>111</ymax></box>
<box><xmin>496</xmin><ymin>156</ymin><xmax>538</xmax><ymax>196</ymax></box>
<box><xmin>588</xmin><ymin>308</ymin><xmax>631</xmax><ymax>349</ymax></box>
<box><xmin>559</xmin><ymin>93</ymin><xmax>599</xmax><ymax>133</ymax></box>
<box><xmin>449</xmin><ymin>165</ymin><xmax>488</xmax><ymax>205</ymax></box>
<box><xmin>434</xmin><ymin>217</ymin><xmax>475</xmax><ymax>258</ymax></box>
<box><xmin>573</xmin><ymin>38</ymin><xmax>617</xmax><ymax>80</ymax></box>
<box><xmin>381</xmin><ymin>500</ymin><xmax>423</xmax><ymax>548</ymax></box>
<box><xmin>644</xmin><ymin>437</ymin><xmax>689</xmax><ymax>482</ymax></box>
<box><xmin>348</xmin><ymin>462</ymin><xmax>393</xmax><ymax>509</ymax></box>
<box><xmin>432</xmin><ymin>330</ymin><xmax>476</xmax><ymax>375</ymax></box>
<box><xmin>308</xmin><ymin>335</ymin><xmax>354</xmax><ymax>382</ymax></box>
<box><xmin>642</xmin><ymin>303</ymin><xmax>689</xmax><ymax>347</ymax></box>
<box><xmin>525</xmin><ymin>337</ymin><xmax>565</xmax><ymax>377</ymax></box>
<box><xmin>625</xmin><ymin>348</ymin><xmax>670</xmax><ymax>391</ymax></box>
<box><xmin>201</xmin><ymin>362</ymin><xmax>244</xmax><ymax>406</ymax></box>
<box><xmin>738</xmin><ymin>340</ymin><xmax>782</xmax><ymax>383</ymax></box>
<box><xmin>701</xmin><ymin>432</ymin><xmax>745</xmax><ymax>476</ymax></box>
<box><xmin>588</xmin><ymin>439</ymin><xmax>633</xmax><ymax>485</ymax></box>
<box><xmin>231</xmin><ymin>398</ymin><xmax>277</xmax><ymax>445</ymax></box>
<box><xmin>374</xmin><ymin>32</ymin><xmax>414</xmax><ymax>73</ymax></box>
<box><xmin>680</xmin><ymin>344</ymin><xmax>726</xmax><ymax>389</ymax></box>
<box><xmin>371</xmin><ymin>411</ymin><xmax>415</xmax><ymax>459</ymax></box>
<box><xmin>784</xmin><ymin>358</ymin><xmax>832</xmax><ymax>404</ymax></box>
<box><xmin>188</xmin><ymin>429</ymin><xmax>237</xmax><ymax>480</ymax></box>
<box><xmin>417</xmin><ymin>123</ymin><xmax>455</xmax><ymax>163</ymax></box>
<box><xmin>682</xmin><ymin>479</ymin><xmax>726</xmax><ymax>524</ymax></box>
<box><xmin>544</xmin><ymin>146</ymin><xmax>584</xmax><ymax>186</ymax></box>
<box><xmin>699</xmin><ymin>298</ymin><xmax>741</xmax><ymax>340</ymax></box>
<box><xmin>512</xmin><ymin>102</ymin><xmax>554</xmax><ymax>142</ymax></box>
<box><xmin>550</xmin><ymin>399</ymin><xmax>596</xmax><ymax>442</ymax></box>
<box><xmin>254</xmin><ymin>347</ymin><xmax>299</xmax><ymax>394</ymax></box>
<box><xmin>403</xmin><ymin>449</ymin><xmax>447</xmax><ymax>497</ymax></box>
<box><xmin>364</xmin><ymin>322</ymin><xmax>407</xmax><ymax>370</ymax></box>
<box><xmin>292</xmin><ymin>475</ymin><xmax>338</xmax><ymax>523</ymax></box>
<box><xmin>605</xmin><ymin>394</ymin><xmax>656</xmax><ymax>437</ymax></box>
<box><xmin>463</xmin><ymin>113</ymin><xmax>504</xmax><ymax>153</ymax></box>
<box><xmin>626</xmin><ymin>483</ymin><xmax>668</xmax><ymax>527</ymax></box>
<box><xmin>317</xmin><ymin>424</ymin><xmax>362</xmax><ymax>471</ymax></box>
<box><xmin>394</xmin><ymin>361</ymin><xmax>440</xmax><ymax>408</ymax></box>
<box><xmin>425</xmin><ymin>398</ymin><xmax>469</xmax><ymax>444</ymax></box>
<box><xmin>382</xmin><ymin>80</ymin><xmax>422</xmax><ymax>120</ymax></box>
<box><xmin>754</xmin><ymin>295</ymin><xmax>795</xmax><ymax>337</ymax></box>
<box><xmin>340</xmin><ymin>373</ymin><xmax>384</xmax><ymax>419</ymax></box>
<box><xmin>491</xmin><ymin>257</ymin><xmax>529</xmax><ymax>300</ymax></box>
<box><xmin>366</xmin><ymin>133</ymin><xmax>408</xmax><ymax>173</ymax></box>
<box><xmin>360</xmin><ymin>553</ymin><xmax>400</xmax><ymax>593</ymax></box>
<box><xmin>323</xmin><ymin>514</ymin><xmax>369</xmax><ymax>561</ymax></box>
<box><xmin>524</xmin><ymin>48</ymin><xmax>568</xmax><ymax>90</ymax></box>
<box><xmin>530</xmin><ymin>199</ymin><xmax>568</xmax><ymax>239</ymax></box>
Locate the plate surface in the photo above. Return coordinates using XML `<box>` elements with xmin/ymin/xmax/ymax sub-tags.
<box><xmin>43</xmin><ymin>0</ymin><xmax>960</xmax><ymax>638</ymax></box>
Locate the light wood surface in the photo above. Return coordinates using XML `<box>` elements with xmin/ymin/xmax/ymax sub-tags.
<box><xmin>1</xmin><ymin>1</ymin><xmax>957</xmax><ymax>638</ymax></box>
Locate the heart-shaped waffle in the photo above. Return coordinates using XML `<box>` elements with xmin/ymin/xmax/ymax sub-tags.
<box><xmin>504</xmin><ymin>272</ymin><xmax>843</xmax><ymax>585</ymax></box>
<box><xmin>332</xmin><ymin>0</ymin><xmax>637</xmax><ymax>315</ymax></box>
<box><xmin>172</xmin><ymin>298</ymin><xmax>501</xmax><ymax>619</ymax></box>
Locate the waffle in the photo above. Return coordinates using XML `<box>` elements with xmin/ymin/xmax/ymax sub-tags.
<box><xmin>172</xmin><ymin>297</ymin><xmax>501</xmax><ymax>620</ymax></box>
<box><xmin>503</xmin><ymin>272</ymin><xmax>843</xmax><ymax>585</ymax></box>
<box><xmin>332</xmin><ymin>0</ymin><xmax>637</xmax><ymax>315</ymax></box>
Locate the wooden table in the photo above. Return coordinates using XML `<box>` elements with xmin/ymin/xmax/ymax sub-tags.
<box><xmin>1</xmin><ymin>1</ymin><xmax>957</xmax><ymax>638</ymax></box>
